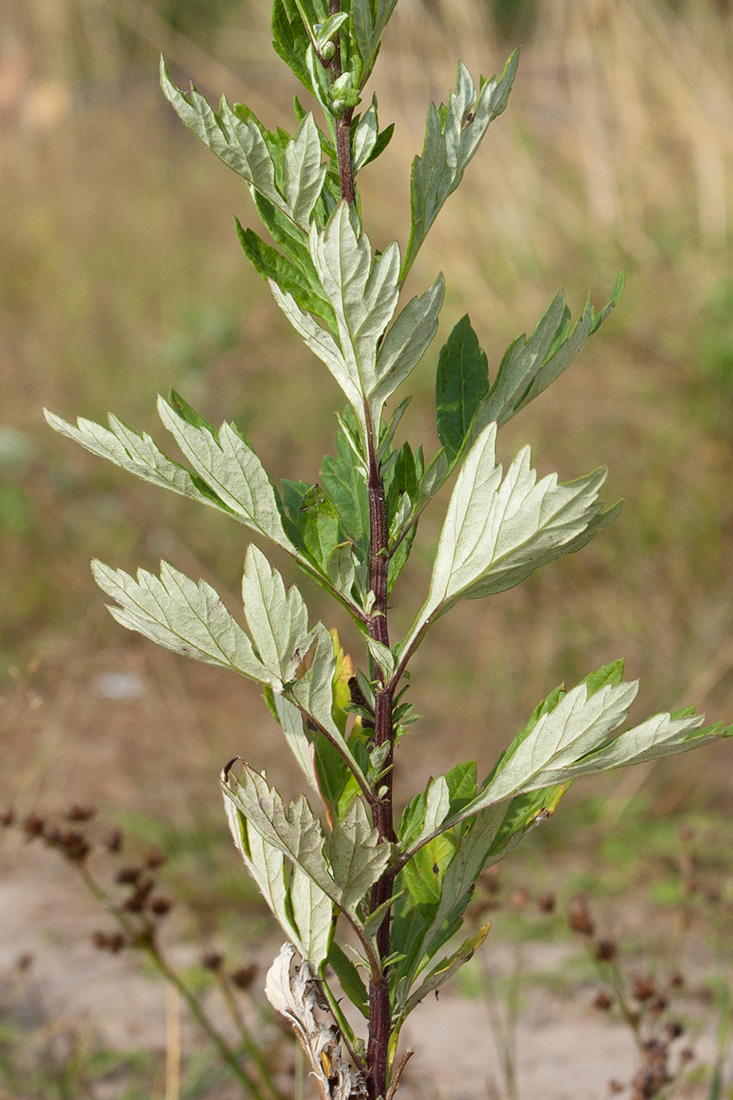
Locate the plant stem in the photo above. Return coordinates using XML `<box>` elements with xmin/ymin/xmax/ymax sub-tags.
<box><xmin>365</xmin><ymin>406</ymin><xmax>396</xmax><ymax>1100</ymax></box>
<box><xmin>327</xmin><ymin>0</ymin><xmax>356</xmax><ymax>205</ymax></box>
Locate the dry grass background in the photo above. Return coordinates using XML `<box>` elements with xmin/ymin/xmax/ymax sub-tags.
<box><xmin>1</xmin><ymin>0</ymin><xmax>732</xmax><ymax>858</ymax></box>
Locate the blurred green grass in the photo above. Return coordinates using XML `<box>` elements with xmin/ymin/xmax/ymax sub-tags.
<box><xmin>1</xmin><ymin>0</ymin><xmax>732</xmax><ymax>821</ymax></box>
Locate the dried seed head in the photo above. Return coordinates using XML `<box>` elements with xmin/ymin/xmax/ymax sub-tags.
<box><xmin>23</xmin><ymin>814</ymin><xmax>47</xmax><ymax>840</ymax></box>
<box><xmin>116</xmin><ymin>866</ymin><xmax>141</xmax><ymax>886</ymax></box>
<box><xmin>150</xmin><ymin>896</ymin><xmax>173</xmax><ymax>917</ymax></box>
<box><xmin>231</xmin><ymin>963</ymin><xmax>258</xmax><ymax>990</ymax></box>
<box><xmin>632</xmin><ymin>976</ymin><xmax>656</xmax><ymax>1003</ymax></box>
<box><xmin>57</xmin><ymin>829</ymin><xmax>90</xmax><ymax>862</ymax></box>
<box><xmin>65</xmin><ymin>804</ymin><xmax>96</xmax><ymax>822</ymax></box>
<box><xmin>144</xmin><ymin>848</ymin><xmax>166</xmax><ymax>870</ymax></box>
<box><xmin>608</xmin><ymin>1080</ymin><xmax>624</xmax><ymax>1093</ymax></box>
<box><xmin>537</xmin><ymin>892</ymin><xmax>556</xmax><ymax>913</ymax></box>
<box><xmin>92</xmin><ymin>930</ymin><xmax>126</xmax><ymax>953</ymax></box>
<box><xmin>122</xmin><ymin>878</ymin><xmax>154</xmax><ymax>912</ymax></box>
<box><xmin>594</xmin><ymin>938</ymin><xmax>618</xmax><ymax>962</ymax></box>
<box><xmin>568</xmin><ymin>895</ymin><xmax>595</xmax><ymax>936</ymax></box>
<box><xmin>202</xmin><ymin>951</ymin><xmax>224</xmax><ymax>971</ymax></box>
<box><xmin>664</xmin><ymin>1021</ymin><xmax>684</xmax><ymax>1041</ymax></box>
<box><xmin>101</xmin><ymin>829</ymin><xmax>123</xmax><ymax>853</ymax></box>
<box><xmin>0</xmin><ymin>808</ymin><xmax>14</xmax><ymax>827</ymax></box>
<box><xmin>594</xmin><ymin>990</ymin><xmax>614</xmax><ymax>1011</ymax></box>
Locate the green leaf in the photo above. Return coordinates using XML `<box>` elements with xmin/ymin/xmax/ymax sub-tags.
<box><xmin>327</xmin><ymin>942</ymin><xmax>369</xmax><ymax>1018</ymax></box>
<box><xmin>223</xmin><ymin>762</ymin><xmax>338</xmax><ymax>903</ymax></box>
<box><xmin>404</xmin><ymin>923</ymin><xmax>490</xmax><ymax>1013</ymax></box>
<box><xmin>481</xmin><ymin>784</ymin><xmax>568</xmax><ymax>867</ymax></box>
<box><xmin>252</xmin><ymin>191</ymin><xmax>336</xmax><ymax>321</ymax></box>
<box><xmin>401</xmin><ymin>423</ymin><xmax>621</xmax><ymax>656</ymax></box>
<box><xmin>401</xmin><ymin>831</ymin><xmax>455</xmax><ymax>905</ymax></box>
<box><xmin>91</xmin><ymin>560</ymin><xmax>267</xmax><ymax>680</ymax></box>
<box><xmin>157</xmin><ymin>396</ymin><xmax>295</xmax><ymax>553</ymax></box>
<box><xmin>329</xmin><ymin>797</ymin><xmax>392</xmax><ymax>914</ymax></box>
<box><xmin>402</xmin><ymin>52</ymin><xmax>519</xmax><ymax>279</ymax></box>
<box><xmin>321</xmin><ymin>423</ymin><xmax>370</xmax><ymax>559</ymax></box>
<box><xmin>298</xmin><ymin>485</ymin><xmax>341</xmax><ymax>572</ymax></box>
<box><xmin>371</xmin><ymin>275</ymin><xmax>445</xmax><ymax>417</ymax></box>
<box><xmin>235</xmin><ymin>219</ymin><xmax>334</xmax><ymax>323</ymax></box>
<box><xmin>391</xmin><ymin>799</ymin><xmax>502</xmax><ymax>1016</ymax></box>
<box><xmin>282</xmin><ymin>112</ymin><xmax>328</xmax><ymax>228</ymax></box>
<box><xmin>161</xmin><ymin>60</ymin><xmax>326</xmax><ymax>231</ymax></box>
<box><xmin>435</xmin><ymin>315</ymin><xmax>489</xmax><ymax>463</ymax></box>
<box><xmin>487</xmin><ymin>276</ymin><xmax>624</xmax><ymax>428</ymax></box>
<box><xmin>160</xmin><ymin>59</ymin><xmax>280</xmax><ymax>204</ymax></box>
<box><xmin>351</xmin><ymin>0</ymin><xmax>400</xmax><ymax>88</ymax></box>
<box><xmin>43</xmin><ymin>409</ymin><xmax>230</xmax><ymax>516</ymax></box>
<box><xmin>280</xmin><ymin>478</ymin><xmax>312</xmax><ymax>546</ymax></box>
<box><xmin>241</xmin><ymin>544</ymin><xmax>315</xmax><ymax>686</ymax></box>
<box><xmin>289</xmin><ymin>864</ymin><xmax>334</xmax><ymax>967</ymax></box>
<box><xmin>272</xmin><ymin>0</ymin><xmax>319</xmax><ymax>94</ymax></box>
<box><xmin>287</xmin><ymin>623</ymin><xmax>370</xmax><ymax>791</ymax></box>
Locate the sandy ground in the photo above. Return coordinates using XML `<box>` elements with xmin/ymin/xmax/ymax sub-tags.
<box><xmin>1</xmin><ymin>842</ymin><xmax>726</xmax><ymax>1100</ymax></box>
<box><xmin>1</xmin><ymin>642</ymin><xmax>730</xmax><ymax>1099</ymax></box>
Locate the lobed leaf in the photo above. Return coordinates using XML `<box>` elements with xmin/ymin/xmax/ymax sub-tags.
<box><xmin>91</xmin><ymin>560</ymin><xmax>267</xmax><ymax>680</ymax></box>
<box><xmin>226</xmin><ymin>794</ymin><xmax>335</xmax><ymax>970</ymax></box>
<box><xmin>224</xmin><ymin>764</ymin><xmax>388</xmax><ymax>922</ymax></box>
<box><xmin>160</xmin><ymin>60</ymin><xmax>326</xmax><ymax>231</ymax></box>
<box><xmin>372</xmin><ymin>275</ymin><xmax>445</xmax><ymax>417</ymax></box>
<box><xmin>404</xmin><ymin>922</ymin><xmax>490</xmax><ymax>1013</ymax></box>
<box><xmin>310</xmin><ymin>203</ymin><xmax>401</xmax><ymax>408</ymax></box>
<box><xmin>241</xmin><ymin>544</ymin><xmax>315</xmax><ymax>686</ymax></box>
<box><xmin>282</xmin><ymin>113</ymin><xmax>328</xmax><ymax>228</ymax></box>
<box><xmin>487</xmin><ymin>276</ymin><xmax>625</xmax><ymax>428</ymax></box>
<box><xmin>329</xmin><ymin>797</ymin><xmax>392</xmax><ymax>916</ymax></box>
<box><xmin>351</xmin><ymin>0</ymin><xmax>400</xmax><ymax>88</ymax></box>
<box><xmin>401</xmin><ymin>423</ymin><xmax>620</xmax><ymax>658</ymax></box>
<box><xmin>43</xmin><ymin>409</ymin><xmax>229</xmax><ymax>514</ymax></box>
<box><xmin>157</xmin><ymin>396</ymin><xmax>294</xmax><ymax>553</ymax></box>
<box><xmin>224</xmin><ymin>795</ymin><xmax>302</xmax><ymax>948</ymax></box>
<box><xmin>403</xmin><ymin>52</ymin><xmax>519</xmax><ymax>279</ymax></box>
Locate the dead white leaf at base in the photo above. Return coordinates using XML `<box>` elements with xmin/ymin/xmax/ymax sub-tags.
<box><xmin>265</xmin><ymin>944</ymin><xmax>368</xmax><ymax>1100</ymax></box>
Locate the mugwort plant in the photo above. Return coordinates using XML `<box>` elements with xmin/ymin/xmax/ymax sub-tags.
<box><xmin>45</xmin><ymin>2</ymin><xmax>732</xmax><ymax>1096</ymax></box>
